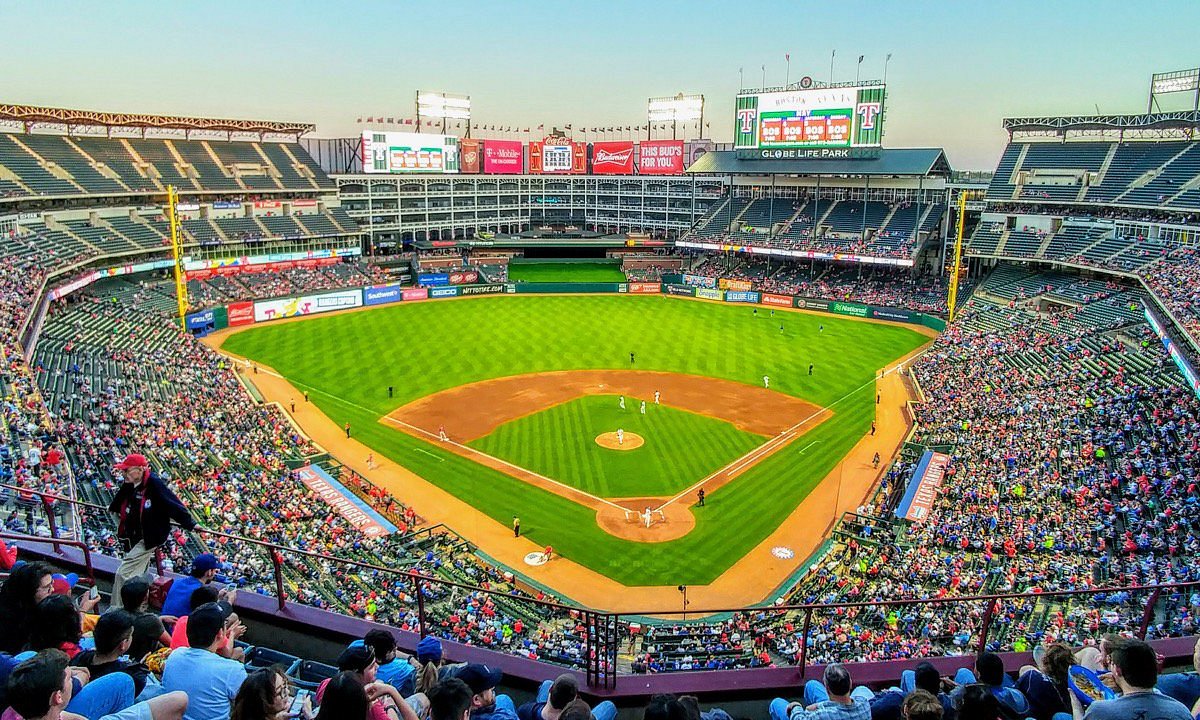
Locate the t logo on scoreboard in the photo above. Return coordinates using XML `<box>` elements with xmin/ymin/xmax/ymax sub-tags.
<box><xmin>737</xmin><ymin>108</ymin><xmax>757</xmax><ymax>134</ymax></box>
<box><xmin>857</xmin><ymin>102</ymin><xmax>882</xmax><ymax>130</ymax></box>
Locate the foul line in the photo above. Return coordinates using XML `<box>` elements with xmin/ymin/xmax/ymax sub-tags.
<box><xmin>653</xmin><ymin>362</ymin><xmax>911</xmax><ymax>515</ymax></box>
<box><xmin>226</xmin><ymin>356</ymin><xmax>628</xmax><ymax>513</ymax></box>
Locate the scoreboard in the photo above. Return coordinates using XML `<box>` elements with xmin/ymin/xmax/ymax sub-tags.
<box><xmin>734</xmin><ymin>85</ymin><xmax>886</xmax><ymax>152</ymax></box>
<box><xmin>361</xmin><ymin>131</ymin><xmax>460</xmax><ymax>174</ymax></box>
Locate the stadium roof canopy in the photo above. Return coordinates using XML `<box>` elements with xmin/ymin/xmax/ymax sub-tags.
<box><xmin>1003</xmin><ymin>110</ymin><xmax>1200</xmax><ymax>140</ymax></box>
<box><xmin>686</xmin><ymin>148</ymin><xmax>951</xmax><ymax>177</ymax></box>
<box><xmin>0</xmin><ymin>103</ymin><xmax>316</xmax><ymax>137</ymax></box>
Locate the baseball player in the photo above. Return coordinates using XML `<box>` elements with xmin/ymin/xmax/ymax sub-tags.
<box><xmin>619</xmin><ymin>396</ymin><xmax>626</xmax><ymax>410</ymax></box>
<box><xmin>617</xmin><ymin>428</ymin><xmax>624</xmax><ymax>445</ymax></box>
<box><xmin>438</xmin><ymin>425</ymin><xmax>448</xmax><ymax>442</ymax></box>
<box><xmin>763</xmin><ymin>375</ymin><xmax>770</xmax><ymax>389</ymax></box>
<box><xmin>365</xmin><ymin>453</ymin><xmax>376</xmax><ymax>469</ymax></box>
<box><xmin>640</xmin><ymin>400</ymin><xmax>646</xmax><ymax>415</ymax></box>
<box><xmin>654</xmin><ymin>390</ymin><xmax>660</xmax><ymax>404</ymax></box>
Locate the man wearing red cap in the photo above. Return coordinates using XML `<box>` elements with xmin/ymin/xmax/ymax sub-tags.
<box><xmin>108</xmin><ymin>453</ymin><xmax>197</xmax><ymax>601</ymax></box>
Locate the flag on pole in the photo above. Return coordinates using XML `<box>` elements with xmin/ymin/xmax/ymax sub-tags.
<box><xmin>858</xmin><ymin>55</ymin><xmax>864</xmax><ymax>63</ymax></box>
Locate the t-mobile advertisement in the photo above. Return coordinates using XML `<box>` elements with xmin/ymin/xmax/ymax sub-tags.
<box><xmin>482</xmin><ymin>140</ymin><xmax>524</xmax><ymax>174</ymax></box>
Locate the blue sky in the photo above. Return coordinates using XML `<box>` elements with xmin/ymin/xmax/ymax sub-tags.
<box><xmin>3</xmin><ymin>0</ymin><xmax>1198</xmax><ymax>169</ymax></box>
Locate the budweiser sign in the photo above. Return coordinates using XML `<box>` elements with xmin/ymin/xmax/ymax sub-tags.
<box><xmin>592</xmin><ymin>141</ymin><xmax>634</xmax><ymax>174</ymax></box>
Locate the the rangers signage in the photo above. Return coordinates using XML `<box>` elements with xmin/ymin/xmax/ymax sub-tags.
<box><xmin>591</xmin><ymin>141</ymin><xmax>635</xmax><ymax>174</ymax></box>
<box><xmin>896</xmin><ymin>451</ymin><xmax>950</xmax><ymax>523</ymax></box>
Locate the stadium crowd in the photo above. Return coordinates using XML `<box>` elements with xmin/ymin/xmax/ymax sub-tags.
<box><xmin>186</xmin><ymin>261</ymin><xmax>389</xmax><ymax>311</ymax></box>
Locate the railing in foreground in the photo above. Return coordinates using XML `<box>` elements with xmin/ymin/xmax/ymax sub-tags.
<box><xmin>3</xmin><ymin>483</ymin><xmax>1195</xmax><ymax>690</ymax></box>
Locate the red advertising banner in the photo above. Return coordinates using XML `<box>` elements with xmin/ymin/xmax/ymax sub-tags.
<box><xmin>402</xmin><ymin>287</ymin><xmax>429</xmax><ymax>301</ymax></box>
<box><xmin>187</xmin><ymin>269</ymin><xmax>215</xmax><ymax>280</ymax></box>
<box><xmin>638</xmin><ymin>140</ymin><xmax>685</xmax><ymax>174</ymax></box>
<box><xmin>762</xmin><ymin>293</ymin><xmax>794</xmax><ymax>307</ymax></box>
<box><xmin>447</xmin><ymin>270</ymin><xmax>478</xmax><ymax>285</ymax></box>
<box><xmin>295</xmin><ymin>465</ymin><xmax>393</xmax><ymax>538</ymax></box>
<box><xmin>460</xmin><ymin>139</ymin><xmax>481</xmax><ymax>174</ymax></box>
<box><xmin>592</xmin><ymin>141</ymin><xmax>635</xmax><ymax>174</ymax></box>
<box><xmin>482</xmin><ymin>140</ymin><xmax>523</xmax><ymax>174</ymax></box>
<box><xmin>227</xmin><ymin>301</ymin><xmax>254</xmax><ymax>326</ymax></box>
<box><xmin>628</xmin><ymin>282</ymin><xmax>661</xmax><ymax>294</ymax></box>
<box><xmin>903</xmin><ymin>452</ymin><xmax>951</xmax><ymax>523</ymax></box>
<box><xmin>529</xmin><ymin>138</ymin><xmax>585</xmax><ymax>174</ymax></box>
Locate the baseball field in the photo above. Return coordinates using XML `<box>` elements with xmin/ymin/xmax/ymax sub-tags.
<box><xmin>216</xmin><ymin>294</ymin><xmax>931</xmax><ymax>600</ymax></box>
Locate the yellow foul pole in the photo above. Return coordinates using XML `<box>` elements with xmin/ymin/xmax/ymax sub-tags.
<box><xmin>165</xmin><ymin>185</ymin><xmax>188</xmax><ymax>331</ymax></box>
<box><xmin>946</xmin><ymin>190</ymin><xmax>971</xmax><ymax>324</ymax></box>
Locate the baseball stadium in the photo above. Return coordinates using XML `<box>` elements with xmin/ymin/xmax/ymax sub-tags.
<box><xmin>3</xmin><ymin>4</ymin><xmax>1200</xmax><ymax>719</ymax></box>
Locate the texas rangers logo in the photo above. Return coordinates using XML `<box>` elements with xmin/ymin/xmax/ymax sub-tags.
<box><xmin>737</xmin><ymin>108</ymin><xmax>757</xmax><ymax>134</ymax></box>
<box><xmin>857</xmin><ymin>102</ymin><xmax>882</xmax><ymax>129</ymax></box>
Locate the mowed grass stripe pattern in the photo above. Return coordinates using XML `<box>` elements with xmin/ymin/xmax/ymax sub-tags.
<box><xmin>508</xmin><ymin>261</ymin><xmax>627</xmax><ymax>283</ymax></box>
<box><xmin>221</xmin><ymin>295</ymin><xmax>928</xmax><ymax>585</ymax></box>
<box><xmin>470</xmin><ymin>395</ymin><xmax>765</xmax><ymax>498</ymax></box>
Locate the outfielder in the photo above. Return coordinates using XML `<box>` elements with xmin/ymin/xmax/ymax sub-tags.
<box><xmin>640</xmin><ymin>400</ymin><xmax>646</xmax><ymax>415</ymax></box>
<box><xmin>763</xmin><ymin>375</ymin><xmax>770</xmax><ymax>389</ymax></box>
<box><xmin>619</xmin><ymin>396</ymin><xmax>626</xmax><ymax>410</ymax></box>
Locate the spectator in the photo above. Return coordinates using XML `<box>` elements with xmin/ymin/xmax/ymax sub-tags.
<box><xmin>517</xmin><ymin>674</ymin><xmax>616</xmax><ymax>720</ymax></box>
<box><xmin>414</xmin><ymin>638</ymin><xmax>450</xmax><ymax>696</ymax></box>
<box><xmin>1156</xmin><ymin>636</ymin><xmax>1200</xmax><ymax>709</ymax></box>
<box><xmin>868</xmin><ymin>662</ymin><xmax>956</xmax><ymax>720</ymax></box>
<box><xmin>1078</xmin><ymin>640</ymin><xmax>1191</xmax><ymax>719</ymax></box>
<box><xmin>429</xmin><ymin>679</ymin><xmax>473</xmax><ymax>720</ymax></box>
<box><xmin>161</xmin><ymin>603</ymin><xmax>248</xmax><ymax>720</ymax></box>
<box><xmin>29</xmin><ymin>596</ymin><xmax>84</xmax><ymax>660</ymax></box>
<box><xmin>107</xmin><ymin>454</ymin><xmax>197</xmax><ymax>602</ymax></box>
<box><xmin>314</xmin><ymin>672</ymin><xmax>369</xmax><ymax>720</ymax></box>
<box><xmin>118</xmin><ymin>580</ymin><xmax>170</xmax><ymax>662</ymax></box>
<box><xmin>314</xmin><ymin>645</ymin><xmax>418</xmax><ymax>720</ymax></box>
<box><xmin>953</xmin><ymin>686</ymin><xmax>998</xmax><ymax>720</ymax></box>
<box><xmin>899</xmin><ymin>691</ymin><xmax>942</xmax><ymax>720</ymax></box>
<box><xmin>70</xmin><ymin>611</ymin><xmax>151</xmax><ymax>697</ymax></box>
<box><xmin>5</xmin><ymin>649</ymin><xmax>187</xmax><ymax>720</ymax></box>
<box><xmin>677</xmin><ymin>695</ymin><xmax>732</xmax><ymax>720</ymax></box>
<box><xmin>1016</xmin><ymin>644</ymin><xmax>1072</xmax><ymax>720</ymax></box>
<box><xmin>948</xmin><ymin>654</ymin><xmax>1027</xmax><ymax>718</ymax></box>
<box><xmin>358</xmin><ymin>631</ymin><xmax>416</xmax><ymax>698</ymax></box>
<box><xmin>455</xmin><ymin>665</ymin><xmax>515</xmax><ymax>720</ymax></box>
<box><xmin>769</xmin><ymin>663</ymin><xmax>871</xmax><ymax>720</ymax></box>
<box><xmin>0</xmin><ymin>563</ymin><xmax>55</xmax><ymax>655</ymax></box>
<box><xmin>230</xmin><ymin>666</ymin><xmax>310</xmax><ymax>720</ymax></box>
<box><xmin>160</xmin><ymin>555</ymin><xmax>227</xmax><ymax>619</ymax></box>
<box><xmin>643</xmin><ymin>694</ymin><xmax>688</xmax><ymax>720</ymax></box>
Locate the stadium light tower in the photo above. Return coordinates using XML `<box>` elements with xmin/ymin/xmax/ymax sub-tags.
<box><xmin>416</xmin><ymin>91</ymin><xmax>471</xmax><ymax>136</ymax></box>
<box><xmin>647</xmin><ymin>94</ymin><xmax>704</xmax><ymax>140</ymax></box>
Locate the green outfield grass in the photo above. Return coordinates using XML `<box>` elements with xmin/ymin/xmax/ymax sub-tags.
<box><xmin>221</xmin><ymin>295</ymin><xmax>928</xmax><ymax>586</ymax></box>
<box><xmin>470</xmin><ymin>394</ymin><xmax>765</xmax><ymax>497</ymax></box>
<box><xmin>508</xmin><ymin>261</ymin><xmax>626</xmax><ymax>283</ymax></box>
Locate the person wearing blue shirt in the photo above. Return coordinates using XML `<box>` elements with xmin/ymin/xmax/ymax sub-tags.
<box><xmin>358</xmin><ymin>630</ymin><xmax>417</xmax><ymax>697</ymax></box>
<box><xmin>457</xmin><ymin>664</ymin><xmax>518</xmax><ymax>720</ymax></box>
<box><xmin>948</xmin><ymin>652</ymin><xmax>1029</xmax><ymax>718</ymax></box>
<box><xmin>770</xmin><ymin>664</ymin><xmax>871</xmax><ymax>720</ymax></box>
<box><xmin>160</xmin><ymin>554</ymin><xmax>226</xmax><ymax>619</ymax></box>
<box><xmin>162</xmin><ymin>603</ymin><xmax>248</xmax><ymax>720</ymax></box>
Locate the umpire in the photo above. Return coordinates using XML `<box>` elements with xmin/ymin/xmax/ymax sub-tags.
<box><xmin>108</xmin><ymin>453</ymin><xmax>197</xmax><ymax>600</ymax></box>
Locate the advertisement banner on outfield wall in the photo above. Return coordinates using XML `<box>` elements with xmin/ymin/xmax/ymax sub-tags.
<box><xmin>227</xmin><ymin>302</ymin><xmax>255</xmax><ymax>326</ymax></box>
<box><xmin>253</xmin><ymin>289</ymin><xmax>362</xmax><ymax>323</ymax></box>
<box><xmin>725</xmin><ymin>291</ymin><xmax>760</xmax><ymax>303</ymax></box>
<box><xmin>447</xmin><ymin>270</ymin><xmax>478</xmax><ymax>285</ymax></box>
<box><xmin>185</xmin><ymin>310</ymin><xmax>215</xmax><ymax>335</ymax></box>
<box><xmin>418</xmin><ymin>273</ymin><xmax>449</xmax><ymax>286</ymax></box>
<box><xmin>761</xmin><ymin>293</ymin><xmax>793</xmax><ymax>307</ymax></box>
<box><xmin>683</xmin><ymin>273</ymin><xmax>717</xmax><ymax>289</ymax></box>
<box><xmin>363</xmin><ymin>284</ymin><xmax>403</xmax><ymax>306</ymax></box>
<box><xmin>402</xmin><ymin>288</ymin><xmax>429</xmax><ymax>301</ymax></box>
<box><xmin>871</xmin><ymin>307</ymin><xmax>914</xmax><ymax>323</ymax></box>
<box><xmin>628</xmin><ymin>282</ymin><xmax>661</xmax><ymax>294</ymax></box>
<box><xmin>795</xmin><ymin>298</ymin><xmax>830</xmax><ymax>311</ymax></box>
<box><xmin>695</xmin><ymin>288</ymin><xmax>724</xmax><ymax>301</ymax></box>
<box><xmin>718</xmin><ymin>278</ymin><xmax>753</xmax><ymax>292</ymax></box>
<box><xmin>829</xmin><ymin>301</ymin><xmax>870</xmax><ymax>318</ymax></box>
<box><xmin>664</xmin><ymin>284</ymin><xmax>696</xmax><ymax>297</ymax></box>
<box><xmin>430</xmin><ymin>286</ymin><xmax>460</xmax><ymax>298</ymax></box>
<box><xmin>460</xmin><ymin>284</ymin><xmax>504</xmax><ymax>296</ymax></box>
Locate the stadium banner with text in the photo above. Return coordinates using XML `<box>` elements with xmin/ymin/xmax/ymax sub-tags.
<box><xmin>185</xmin><ymin>309</ymin><xmax>216</xmax><ymax>336</ymax></box>
<box><xmin>402</xmin><ymin>287</ymin><xmax>429</xmax><ymax>301</ymax></box>
<box><xmin>628</xmin><ymin>282</ymin><xmax>662</xmax><ymax>294</ymax></box>
<box><xmin>363</xmin><ymin>284</ymin><xmax>404</xmax><ymax>306</ymax></box>
<box><xmin>429</xmin><ymin>286</ymin><xmax>460</xmax><ymax>298</ymax></box>
<box><xmin>418</xmin><ymin>273</ymin><xmax>450</xmax><ymax>286</ymax></box>
<box><xmin>796</xmin><ymin>298</ymin><xmax>830</xmax><ymax>311</ymax></box>
<box><xmin>459</xmin><ymin>138</ymin><xmax>481</xmax><ymax>174</ymax></box>
<box><xmin>528</xmin><ymin>139</ymin><xmax>586</xmax><ymax>174</ymax></box>
<box><xmin>683</xmin><ymin>273</ymin><xmax>718</xmax><ymax>289</ymax></box>
<box><xmin>514</xmin><ymin>282</ymin><xmax>623</xmax><ymax>294</ymax></box>
<box><xmin>591</xmin><ymin>141</ymin><xmax>635</xmax><ymax>174</ymax></box>
<box><xmin>361</xmin><ymin>130</ymin><xmax>460</xmax><ymax>174</ymax></box>
<box><xmin>227</xmin><ymin>302</ymin><xmax>255</xmax><ymax>327</ymax></box>
<box><xmin>482</xmin><ymin>140</ymin><xmax>524</xmax><ymax>173</ymax></box>
<box><xmin>828</xmin><ymin>301</ymin><xmax>870</xmax><ymax>318</ymax></box>
<box><xmin>637</xmin><ymin>140</ymin><xmax>685</xmax><ymax>174</ymax></box>
<box><xmin>895</xmin><ymin>451</ymin><xmax>951</xmax><ymax>523</ymax></box>
<box><xmin>673</xmin><ymin>240</ymin><xmax>913</xmax><ymax>267</ymax></box>
<box><xmin>1146</xmin><ymin>307</ymin><xmax>1200</xmax><ymax>397</ymax></box>
<box><xmin>295</xmin><ymin>464</ymin><xmax>396</xmax><ymax>538</ymax></box>
<box><xmin>212</xmin><ymin>201</ymin><xmax>241</xmax><ymax>209</ymax></box>
<box><xmin>253</xmin><ymin>289</ymin><xmax>362</xmax><ymax>323</ymax></box>
<box><xmin>48</xmin><ymin>259</ymin><xmax>178</xmax><ymax>300</ymax></box>
<box><xmin>734</xmin><ymin>85</ymin><xmax>886</xmax><ymax>150</ymax></box>
<box><xmin>695</xmin><ymin>287</ymin><xmax>724</xmax><ymax>301</ymax></box>
<box><xmin>718</xmin><ymin>278</ymin><xmax>753</xmax><ymax>292</ymax></box>
<box><xmin>762</xmin><ymin>293</ymin><xmax>794</xmax><ymax>308</ymax></box>
<box><xmin>724</xmin><ymin>290</ymin><xmax>761</xmax><ymax>303</ymax></box>
<box><xmin>460</xmin><ymin>283</ymin><xmax>504</xmax><ymax>296</ymax></box>
<box><xmin>870</xmin><ymin>306</ymin><xmax>915</xmax><ymax>323</ymax></box>
<box><xmin>447</xmin><ymin>270</ymin><xmax>478</xmax><ymax>285</ymax></box>
<box><xmin>664</xmin><ymin>284</ymin><xmax>696</xmax><ymax>297</ymax></box>
<box><xmin>183</xmin><ymin>247</ymin><xmax>360</xmax><ymax>272</ymax></box>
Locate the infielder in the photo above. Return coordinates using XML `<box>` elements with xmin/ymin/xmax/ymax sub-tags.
<box><xmin>763</xmin><ymin>375</ymin><xmax>770</xmax><ymax>389</ymax></box>
<box><xmin>619</xmin><ymin>396</ymin><xmax>626</xmax><ymax>410</ymax></box>
<box><xmin>617</xmin><ymin>428</ymin><xmax>624</xmax><ymax>445</ymax></box>
<box><xmin>654</xmin><ymin>390</ymin><xmax>660</xmax><ymax>404</ymax></box>
<box><xmin>438</xmin><ymin>425</ymin><xmax>448</xmax><ymax>441</ymax></box>
<box><xmin>640</xmin><ymin>400</ymin><xmax>646</xmax><ymax>415</ymax></box>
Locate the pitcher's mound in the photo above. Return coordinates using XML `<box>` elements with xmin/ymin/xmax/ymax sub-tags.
<box><xmin>595</xmin><ymin>432</ymin><xmax>644</xmax><ymax>450</ymax></box>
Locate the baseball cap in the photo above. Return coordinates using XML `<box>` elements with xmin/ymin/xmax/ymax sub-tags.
<box><xmin>337</xmin><ymin>644</ymin><xmax>376</xmax><ymax>673</ymax></box>
<box><xmin>191</xmin><ymin>553</ymin><xmax>223</xmax><ymax>573</ymax></box>
<box><xmin>114</xmin><ymin>454</ymin><xmax>149</xmax><ymax>470</ymax></box>
<box><xmin>417</xmin><ymin>635</ymin><xmax>443</xmax><ymax>664</ymax></box>
<box><xmin>457</xmin><ymin>663</ymin><xmax>503</xmax><ymax>695</ymax></box>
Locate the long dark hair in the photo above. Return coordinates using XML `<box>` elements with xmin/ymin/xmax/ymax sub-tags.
<box><xmin>0</xmin><ymin>562</ymin><xmax>52</xmax><ymax>614</ymax></box>
<box><xmin>316</xmin><ymin>672</ymin><xmax>369</xmax><ymax>720</ymax></box>
<box><xmin>29</xmin><ymin>595</ymin><xmax>82</xmax><ymax>651</ymax></box>
<box><xmin>231</xmin><ymin>665</ymin><xmax>288</xmax><ymax>720</ymax></box>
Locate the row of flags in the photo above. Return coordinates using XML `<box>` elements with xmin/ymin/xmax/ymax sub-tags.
<box><xmin>354</xmin><ymin>118</ymin><xmax>710</xmax><ymax>132</ymax></box>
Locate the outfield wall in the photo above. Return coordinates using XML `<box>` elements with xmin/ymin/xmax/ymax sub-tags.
<box><xmin>186</xmin><ymin>280</ymin><xmax>945</xmax><ymax>335</ymax></box>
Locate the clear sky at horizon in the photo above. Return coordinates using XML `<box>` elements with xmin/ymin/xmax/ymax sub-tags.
<box><xmin>2</xmin><ymin>0</ymin><xmax>1198</xmax><ymax>170</ymax></box>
